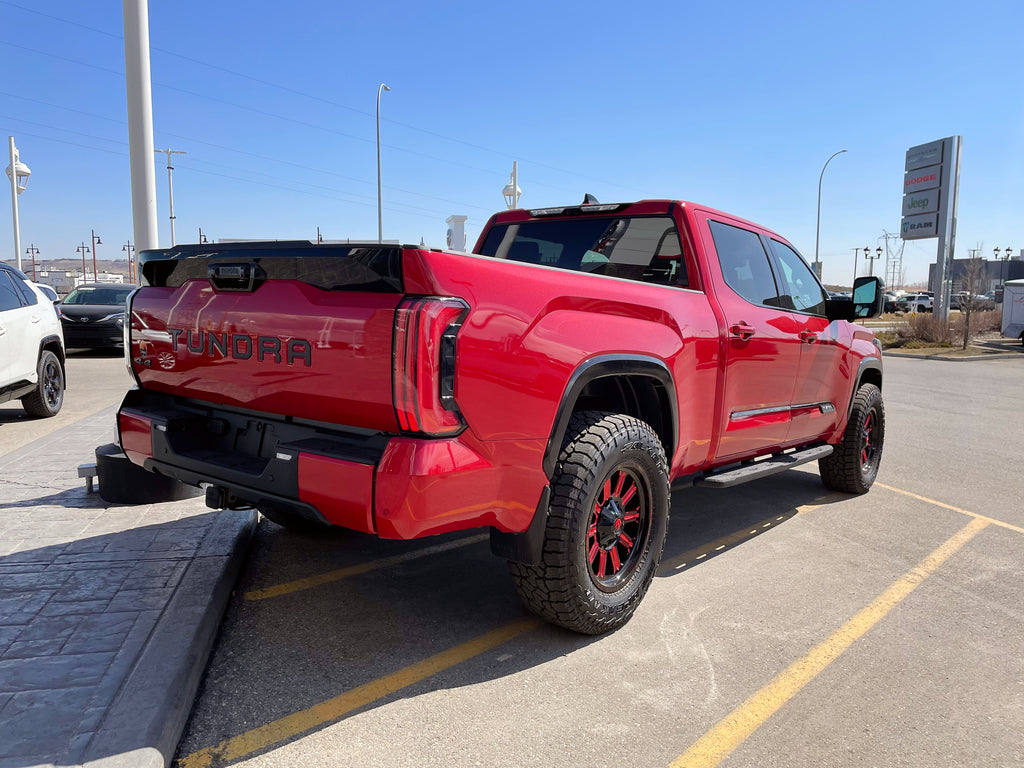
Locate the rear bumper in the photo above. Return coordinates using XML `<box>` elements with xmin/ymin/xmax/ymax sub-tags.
<box><xmin>117</xmin><ymin>389</ymin><xmax>547</xmax><ymax>539</ymax></box>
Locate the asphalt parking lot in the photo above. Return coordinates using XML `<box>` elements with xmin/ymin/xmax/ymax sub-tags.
<box><xmin>168</xmin><ymin>355</ymin><xmax>1024</xmax><ymax>768</ymax></box>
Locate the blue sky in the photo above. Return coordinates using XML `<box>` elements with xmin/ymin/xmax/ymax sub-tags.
<box><xmin>2</xmin><ymin>0</ymin><xmax>1021</xmax><ymax>287</ymax></box>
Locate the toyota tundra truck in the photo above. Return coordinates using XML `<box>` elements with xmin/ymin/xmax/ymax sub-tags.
<box><xmin>116</xmin><ymin>199</ymin><xmax>885</xmax><ymax>634</ymax></box>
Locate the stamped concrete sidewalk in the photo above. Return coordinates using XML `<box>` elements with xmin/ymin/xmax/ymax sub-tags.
<box><xmin>0</xmin><ymin>406</ymin><xmax>256</xmax><ymax>768</ymax></box>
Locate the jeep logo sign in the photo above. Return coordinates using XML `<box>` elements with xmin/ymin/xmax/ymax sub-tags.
<box><xmin>902</xmin><ymin>190</ymin><xmax>939</xmax><ymax>216</ymax></box>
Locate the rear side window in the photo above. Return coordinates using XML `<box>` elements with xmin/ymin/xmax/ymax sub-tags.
<box><xmin>479</xmin><ymin>216</ymin><xmax>690</xmax><ymax>288</ymax></box>
<box><xmin>0</xmin><ymin>270</ymin><xmax>21</xmax><ymax>311</ymax></box>
<box><xmin>10</xmin><ymin>274</ymin><xmax>39</xmax><ymax>306</ymax></box>
<box><xmin>708</xmin><ymin>220</ymin><xmax>780</xmax><ymax>306</ymax></box>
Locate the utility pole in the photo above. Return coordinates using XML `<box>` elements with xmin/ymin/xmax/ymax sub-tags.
<box><xmin>26</xmin><ymin>244</ymin><xmax>39</xmax><ymax>280</ymax></box>
<box><xmin>155</xmin><ymin>148</ymin><xmax>186</xmax><ymax>245</ymax></box>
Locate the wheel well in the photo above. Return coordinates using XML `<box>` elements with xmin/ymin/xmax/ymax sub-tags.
<box><xmin>39</xmin><ymin>336</ymin><xmax>65</xmax><ymax>365</ymax></box>
<box><xmin>572</xmin><ymin>375</ymin><xmax>674</xmax><ymax>457</ymax></box>
<box><xmin>859</xmin><ymin>366</ymin><xmax>882</xmax><ymax>392</ymax></box>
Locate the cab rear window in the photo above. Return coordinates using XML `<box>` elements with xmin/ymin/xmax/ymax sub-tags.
<box><xmin>478</xmin><ymin>216</ymin><xmax>689</xmax><ymax>288</ymax></box>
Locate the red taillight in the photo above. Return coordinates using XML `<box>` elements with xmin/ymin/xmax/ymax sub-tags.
<box><xmin>393</xmin><ymin>297</ymin><xmax>468</xmax><ymax>435</ymax></box>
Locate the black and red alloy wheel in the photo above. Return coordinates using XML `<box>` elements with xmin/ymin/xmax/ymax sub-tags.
<box><xmin>586</xmin><ymin>464</ymin><xmax>650</xmax><ymax>592</ymax></box>
<box><xmin>860</xmin><ymin>410</ymin><xmax>877</xmax><ymax>472</ymax></box>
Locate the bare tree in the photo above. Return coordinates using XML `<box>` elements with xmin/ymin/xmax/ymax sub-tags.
<box><xmin>960</xmin><ymin>257</ymin><xmax>986</xmax><ymax>350</ymax></box>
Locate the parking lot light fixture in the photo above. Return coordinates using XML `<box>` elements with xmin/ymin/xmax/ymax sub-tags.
<box><xmin>815</xmin><ymin>149</ymin><xmax>847</xmax><ymax>277</ymax></box>
<box><xmin>6</xmin><ymin>136</ymin><xmax>31</xmax><ymax>271</ymax></box>
<box><xmin>26</xmin><ymin>244</ymin><xmax>39</xmax><ymax>280</ymax></box>
<box><xmin>91</xmin><ymin>230</ymin><xmax>102</xmax><ymax>282</ymax></box>
<box><xmin>122</xmin><ymin>241</ymin><xmax>135</xmax><ymax>282</ymax></box>
<box><xmin>76</xmin><ymin>242</ymin><xmax>90</xmax><ymax>285</ymax></box>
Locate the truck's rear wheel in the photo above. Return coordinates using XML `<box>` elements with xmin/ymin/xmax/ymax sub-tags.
<box><xmin>819</xmin><ymin>383</ymin><xmax>884</xmax><ymax>494</ymax></box>
<box><xmin>508</xmin><ymin>412</ymin><xmax>669</xmax><ymax>635</ymax></box>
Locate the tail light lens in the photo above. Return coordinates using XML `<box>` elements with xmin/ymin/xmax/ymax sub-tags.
<box><xmin>393</xmin><ymin>297</ymin><xmax>469</xmax><ymax>435</ymax></box>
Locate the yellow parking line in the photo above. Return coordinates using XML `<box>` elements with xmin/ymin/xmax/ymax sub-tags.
<box><xmin>244</xmin><ymin>533</ymin><xmax>489</xmax><ymax>601</ymax></box>
<box><xmin>668</xmin><ymin>516</ymin><xmax>989</xmax><ymax>768</ymax></box>
<box><xmin>876</xmin><ymin>482</ymin><xmax>1024</xmax><ymax>535</ymax></box>
<box><xmin>179</xmin><ymin>617</ymin><xmax>540</xmax><ymax>768</ymax></box>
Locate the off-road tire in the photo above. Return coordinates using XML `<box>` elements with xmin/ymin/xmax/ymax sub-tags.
<box><xmin>21</xmin><ymin>350</ymin><xmax>64</xmax><ymax>418</ymax></box>
<box><xmin>508</xmin><ymin>412</ymin><xmax>670</xmax><ymax>635</ymax></box>
<box><xmin>819</xmin><ymin>383</ymin><xmax>884</xmax><ymax>494</ymax></box>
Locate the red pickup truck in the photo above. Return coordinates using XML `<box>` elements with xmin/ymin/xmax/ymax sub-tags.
<box><xmin>117</xmin><ymin>199</ymin><xmax>885</xmax><ymax>634</ymax></box>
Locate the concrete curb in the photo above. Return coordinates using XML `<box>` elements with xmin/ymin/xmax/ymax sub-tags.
<box><xmin>883</xmin><ymin>350</ymin><xmax>1024</xmax><ymax>362</ymax></box>
<box><xmin>80</xmin><ymin>509</ymin><xmax>257</xmax><ymax>768</ymax></box>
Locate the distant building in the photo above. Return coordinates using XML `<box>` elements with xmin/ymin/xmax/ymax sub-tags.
<box><xmin>35</xmin><ymin>270</ymin><xmax>76</xmax><ymax>295</ymax></box>
<box><xmin>928</xmin><ymin>253</ymin><xmax>1024</xmax><ymax>293</ymax></box>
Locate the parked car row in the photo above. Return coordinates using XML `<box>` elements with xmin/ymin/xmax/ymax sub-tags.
<box><xmin>0</xmin><ymin>268</ymin><xmax>138</xmax><ymax>420</ymax></box>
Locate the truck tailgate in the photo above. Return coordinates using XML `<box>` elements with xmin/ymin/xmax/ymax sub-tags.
<box><xmin>130</xmin><ymin>244</ymin><xmax>403</xmax><ymax>432</ymax></box>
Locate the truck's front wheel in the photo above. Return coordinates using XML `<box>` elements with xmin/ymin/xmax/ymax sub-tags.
<box><xmin>819</xmin><ymin>383</ymin><xmax>884</xmax><ymax>494</ymax></box>
<box><xmin>508</xmin><ymin>412</ymin><xmax>669</xmax><ymax>635</ymax></box>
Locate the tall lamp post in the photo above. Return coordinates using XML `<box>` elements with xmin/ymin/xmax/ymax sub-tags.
<box><xmin>815</xmin><ymin>149</ymin><xmax>847</xmax><ymax>278</ymax></box>
<box><xmin>26</xmin><ymin>244</ymin><xmax>39</xmax><ymax>280</ymax></box>
<box><xmin>91</xmin><ymin>229</ymin><xmax>102</xmax><ymax>282</ymax></box>
<box><xmin>995</xmin><ymin>246</ymin><xmax>1012</xmax><ymax>290</ymax></box>
<box><xmin>155</xmin><ymin>148</ymin><xmax>186</xmax><ymax>245</ymax></box>
<box><xmin>6</xmin><ymin>137</ymin><xmax>31</xmax><ymax>271</ymax></box>
<box><xmin>865</xmin><ymin>246</ymin><xmax>882</xmax><ymax>277</ymax></box>
<box><xmin>76</xmin><ymin>242</ymin><xmax>90</xmax><ymax>285</ymax></box>
<box><xmin>122</xmin><ymin>241</ymin><xmax>135</xmax><ymax>283</ymax></box>
<box><xmin>502</xmin><ymin>162</ymin><xmax>522</xmax><ymax>209</ymax></box>
<box><xmin>376</xmin><ymin>83</ymin><xmax>390</xmax><ymax>244</ymax></box>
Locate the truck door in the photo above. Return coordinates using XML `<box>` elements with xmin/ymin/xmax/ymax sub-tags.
<box><xmin>764</xmin><ymin>238</ymin><xmax>844</xmax><ymax>444</ymax></box>
<box><xmin>702</xmin><ymin>219</ymin><xmax>804</xmax><ymax>459</ymax></box>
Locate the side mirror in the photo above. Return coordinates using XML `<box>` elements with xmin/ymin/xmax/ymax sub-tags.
<box><xmin>852</xmin><ymin>276</ymin><xmax>884</xmax><ymax>318</ymax></box>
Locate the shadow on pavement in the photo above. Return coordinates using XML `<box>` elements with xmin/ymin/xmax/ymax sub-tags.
<box><xmin>172</xmin><ymin>469</ymin><xmax>846</xmax><ymax>766</ymax></box>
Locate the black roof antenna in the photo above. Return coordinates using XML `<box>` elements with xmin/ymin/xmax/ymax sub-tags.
<box><xmin>582</xmin><ymin>193</ymin><xmax>600</xmax><ymax>204</ymax></box>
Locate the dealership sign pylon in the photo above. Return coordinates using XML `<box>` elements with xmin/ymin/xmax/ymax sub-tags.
<box><xmin>901</xmin><ymin>136</ymin><xmax>962</xmax><ymax>319</ymax></box>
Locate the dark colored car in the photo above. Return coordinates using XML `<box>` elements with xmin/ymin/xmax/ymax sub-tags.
<box><xmin>58</xmin><ymin>284</ymin><xmax>138</xmax><ymax>349</ymax></box>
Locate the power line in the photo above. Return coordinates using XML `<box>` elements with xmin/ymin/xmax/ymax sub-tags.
<box><xmin>0</xmin><ymin>110</ymin><xmax>494</xmax><ymax>212</ymax></box>
<box><xmin>0</xmin><ymin>1</ymin><xmax>644</xmax><ymax>194</ymax></box>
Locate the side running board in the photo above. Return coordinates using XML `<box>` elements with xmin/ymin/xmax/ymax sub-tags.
<box><xmin>696</xmin><ymin>445</ymin><xmax>833</xmax><ymax>489</ymax></box>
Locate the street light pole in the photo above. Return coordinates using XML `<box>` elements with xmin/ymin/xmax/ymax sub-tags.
<box><xmin>995</xmin><ymin>246</ymin><xmax>1012</xmax><ymax>289</ymax></box>
<box><xmin>91</xmin><ymin>229</ymin><xmax>102</xmax><ymax>282</ymax></box>
<box><xmin>866</xmin><ymin>246</ymin><xmax>882</xmax><ymax>277</ymax></box>
<box><xmin>155</xmin><ymin>148</ymin><xmax>186</xmax><ymax>245</ymax></box>
<box><xmin>376</xmin><ymin>83</ymin><xmax>390</xmax><ymax>244</ymax></box>
<box><xmin>76</xmin><ymin>242</ymin><xmax>90</xmax><ymax>285</ymax></box>
<box><xmin>6</xmin><ymin>136</ymin><xmax>31</xmax><ymax>272</ymax></box>
<box><xmin>26</xmin><ymin>244</ymin><xmax>39</xmax><ymax>280</ymax></box>
<box><xmin>122</xmin><ymin>241</ymin><xmax>135</xmax><ymax>283</ymax></box>
<box><xmin>815</xmin><ymin>149</ymin><xmax>847</xmax><ymax>278</ymax></box>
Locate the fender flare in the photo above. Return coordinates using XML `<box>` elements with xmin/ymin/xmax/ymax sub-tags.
<box><xmin>542</xmin><ymin>354</ymin><xmax>678</xmax><ymax>477</ymax></box>
<box><xmin>847</xmin><ymin>355</ymin><xmax>882</xmax><ymax>418</ymax></box>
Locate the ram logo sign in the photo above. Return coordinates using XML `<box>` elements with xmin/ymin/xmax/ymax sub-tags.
<box><xmin>901</xmin><ymin>214</ymin><xmax>938</xmax><ymax>240</ymax></box>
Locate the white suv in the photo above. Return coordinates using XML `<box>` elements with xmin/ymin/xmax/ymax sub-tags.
<box><xmin>0</xmin><ymin>264</ymin><xmax>66</xmax><ymax>417</ymax></box>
